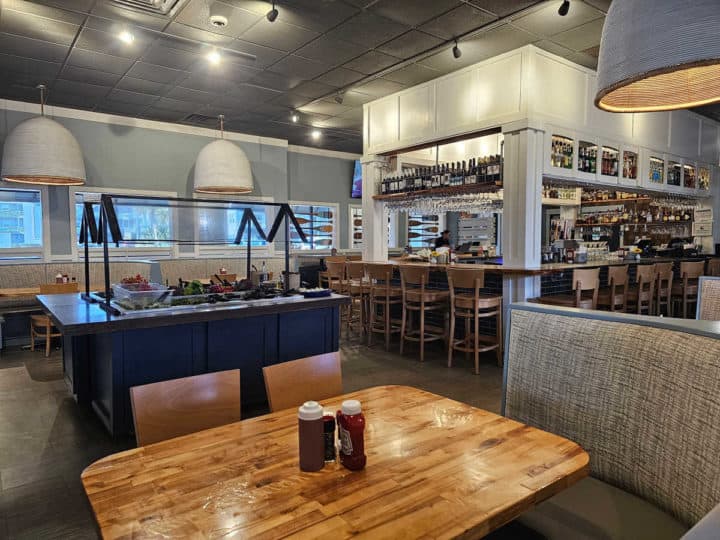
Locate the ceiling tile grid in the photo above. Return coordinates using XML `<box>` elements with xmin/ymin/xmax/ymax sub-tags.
<box><xmin>2</xmin><ymin>0</ymin><xmax>713</xmax><ymax>153</ymax></box>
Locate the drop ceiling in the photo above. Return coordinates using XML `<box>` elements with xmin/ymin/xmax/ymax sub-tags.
<box><xmin>0</xmin><ymin>0</ymin><xmax>717</xmax><ymax>153</ymax></box>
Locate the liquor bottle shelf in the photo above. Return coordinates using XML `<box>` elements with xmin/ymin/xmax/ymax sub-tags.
<box><xmin>373</xmin><ymin>182</ymin><xmax>501</xmax><ymax>201</ymax></box>
<box><xmin>575</xmin><ymin>220</ymin><xmax>691</xmax><ymax>228</ymax></box>
<box><xmin>580</xmin><ymin>197</ymin><xmax>650</xmax><ymax>206</ymax></box>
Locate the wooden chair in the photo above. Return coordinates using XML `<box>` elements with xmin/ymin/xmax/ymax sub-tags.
<box><xmin>399</xmin><ymin>265</ymin><xmax>449</xmax><ymax>363</ymax></box>
<box><xmin>345</xmin><ymin>261</ymin><xmax>369</xmax><ymax>336</ymax></box>
<box><xmin>129</xmin><ymin>369</ymin><xmax>241</xmax><ymax>446</ymax></box>
<box><xmin>654</xmin><ymin>262</ymin><xmax>674</xmax><ymax>316</ymax></box>
<box><xmin>447</xmin><ymin>267</ymin><xmax>503</xmax><ymax>373</ymax></box>
<box><xmin>319</xmin><ymin>256</ymin><xmax>346</xmax><ymax>288</ymax></box>
<box><xmin>626</xmin><ymin>264</ymin><xmax>655</xmax><ymax>315</ymax></box>
<box><xmin>325</xmin><ymin>260</ymin><xmax>348</xmax><ymax>294</ymax></box>
<box><xmin>366</xmin><ymin>263</ymin><xmax>403</xmax><ymax>351</ymax></box>
<box><xmin>537</xmin><ymin>268</ymin><xmax>600</xmax><ymax>309</ymax></box>
<box><xmin>262</xmin><ymin>352</ymin><xmax>342</xmax><ymax>412</ymax></box>
<box><xmin>597</xmin><ymin>265</ymin><xmax>628</xmax><ymax>312</ymax></box>
<box><xmin>31</xmin><ymin>282</ymin><xmax>80</xmax><ymax>357</ymax></box>
<box><xmin>706</xmin><ymin>258</ymin><xmax>720</xmax><ymax>277</ymax></box>
<box><xmin>672</xmin><ymin>260</ymin><xmax>705</xmax><ymax>318</ymax></box>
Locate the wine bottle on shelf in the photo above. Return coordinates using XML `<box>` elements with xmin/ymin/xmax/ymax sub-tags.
<box><xmin>466</xmin><ymin>159</ymin><xmax>477</xmax><ymax>185</ymax></box>
<box><xmin>442</xmin><ymin>164</ymin><xmax>451</xmax><ymax>187</ymax></box>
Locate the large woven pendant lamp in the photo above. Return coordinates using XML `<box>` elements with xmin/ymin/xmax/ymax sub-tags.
<box><xmin>1</xmin><ymin>85</ymin><xmax>86</xmax><ymax>186</ymax></box>
<box><xmin>193</xmin><ymin>115</ymin><xmax>253</xmax><ymax>194</ymax></box>
<box><xmin>595</xmin><ymin>0</ymin><xmax>720</xmax><ymax>113</ymax></box>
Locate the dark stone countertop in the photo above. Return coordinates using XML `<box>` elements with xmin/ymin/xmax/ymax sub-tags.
<box><xmin>37</xmin><ymin>293</ymin><xmax>350</xmax><ymax>336</ymax></box>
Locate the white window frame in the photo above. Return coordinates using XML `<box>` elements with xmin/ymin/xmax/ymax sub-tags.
<box><xmin>348</xmin><ymin>203</ymin><xmax>363</xmax><ymax>250</ymax></box>
<box><xmin>0</xmin><ymin>182</ymin><xmax>50</xmax><ymax>262</ymax></box>
<box><xmin>69</xmin><ymin>186</ymin><xmax>178</xmax><ymax>260</ymax></box>
<box><xmin>288</xmin><ymin>200</ymin><xmax>339</xmax><ymax>253</ymax></box>
<box><xmin>191</xmin><ymin>194</ymin><xmax>275</xmax><ymax>258</ymax></box>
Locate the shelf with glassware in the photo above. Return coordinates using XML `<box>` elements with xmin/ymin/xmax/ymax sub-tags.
<box><xmin>374</xmin><ymin>154</ymin><xmax>503</xmax><ymax>201</ymax></box>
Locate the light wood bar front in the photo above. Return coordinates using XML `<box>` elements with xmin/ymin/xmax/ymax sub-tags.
<box><xmin>81</xmin><ymin>385</ymin><xmax>589</xmax><ymax>539</ymax></box>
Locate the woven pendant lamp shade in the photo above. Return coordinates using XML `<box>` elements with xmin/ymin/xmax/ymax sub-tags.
<box><xmin>193</xmin><ymin>115</ymin><xmax>253</xmax><ymax>194</ymax></box>
<box><xmin>595</xmin><ymin>0</ymin><xmax>720</xmax><ymax>113</ymax></box>
<box><xmin>1</xmin><ymin>116</ymin><xmax>86</xmax><ymax>186</ymax></box>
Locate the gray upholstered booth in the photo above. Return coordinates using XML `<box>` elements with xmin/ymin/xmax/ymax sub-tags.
<box><xmin>697</xmin><ymin>276</ymin><xmax>720</xmax><ymax>321</ymax></box>
<box><xmin>503</xmin><ymin>303</ymin><xmax>720</xmax><ymax>540</ymax></box>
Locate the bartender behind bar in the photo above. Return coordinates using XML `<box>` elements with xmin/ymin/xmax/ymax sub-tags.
<box><xmin>434</xmin><ymin>230</ymin><xmax>451</xmax><ymax>249</ymax></box>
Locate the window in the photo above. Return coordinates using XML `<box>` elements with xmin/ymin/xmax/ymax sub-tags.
<box><xmin>70</xmin><ymin>187</ymin><xmax>177</xmax><ymax>257</ymax></box>
<box><xmin>0</xmin><ymin>188</ymin><xmax>44</xmax><ymax>253</ymax></box>
<box><xmin>289</xmin><ymin>202</ymin><xmax>338</xmax><ymax>251</ymax></box>
<box><xmin>349</xmin><ymin>205</ymin><xmax>398</xmax><ymax>250</ymax></box>
<box><xmin>408</xmin><ymin>212</ymin><xmax>444</xmax><ymax>249</ymax></box>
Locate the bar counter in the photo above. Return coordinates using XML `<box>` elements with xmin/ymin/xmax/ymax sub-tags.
<box><xmin>39</xmin><ymin>293</ymin><xmax>349</xmax><ymax>437</ymax></box>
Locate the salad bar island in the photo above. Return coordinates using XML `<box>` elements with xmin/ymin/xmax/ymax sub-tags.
<box><xmin>39</xmin><ymin>289</ymin><xmax>348</xmax><ymax>437</ymax></box>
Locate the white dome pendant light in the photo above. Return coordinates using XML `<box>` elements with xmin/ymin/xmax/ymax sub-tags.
<box><xmin>595</xmin><ymin>0</ymin><xmax>720</xmax><ymax>113</ymax></box>
<box><xmin>193</xmin><ymin>115</ymin><xmax>253</xmax><ymax>194</ymax></box>
<box><xmin>1</xmin><ymin>85</ymin><xmax>86</xmax><ymax>186</ymax></box>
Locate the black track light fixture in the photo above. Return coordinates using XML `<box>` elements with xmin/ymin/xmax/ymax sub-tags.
<box><xmin>267</xmin><ymin>0</ymin><xmax>278</xmax><ymax>22</ymax></box>
<box><xmin>558</xmin><ymin>0</ymin><xmax>570</xmax><ymax>16</ymax></box>
<box><xmin>334</xmin><ymin>92</ymin><xmax>344</xmax><ymax>105</ymax></box>
<box><xmin>452</xmin><ymin>39</ymin><xmax>462</xmax><ymax>59</ymax></box>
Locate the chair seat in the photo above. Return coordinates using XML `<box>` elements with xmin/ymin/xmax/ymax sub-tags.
<box><xmin>537</xmin><ymin>294</ymin><xmax>594</xmax><ymax>310</ymax></box>
<box><xmin>597</xmin><ymin>288</ymin><xmax>624</xmax><ymax>307</ymax></box>
<box><xmin>31</xmin><ymin>314</ymin><xmax>51</xmax><ymax>326</ymax></box>
<box><xmin>404</xmin><ymin>289</ymin><xmax>449</xmax><ymax>303</ymax></box>
<box><xmin>370</xmin><ymin>286</ymin><xmax>403</xmax><ymax>298</ymax></box>
<box><xmin>519</xmin><ymin>476</ymin><xmax>687</xmax><ymax>540</ymax></box>
<box><xmin>453</xmin><ymin>292</ymin><xmax>502</xmax><ymax>310</ymax></box>
<box><xmin>348</xmin><ymin>280</ymin><xmax>371</xmax><ymax>294</ymax></box>
<box><xmin>671</xmin><ymin>283</ymin><xmax>698</xmax><ymax>297</ymax></box>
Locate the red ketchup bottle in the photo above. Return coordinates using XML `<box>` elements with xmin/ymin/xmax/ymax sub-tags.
<box><xmin>336</xmin><ymin>399</ymin><xmax>366</xmax><ymax>470</ymax></box>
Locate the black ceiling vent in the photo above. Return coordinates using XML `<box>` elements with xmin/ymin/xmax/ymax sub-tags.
<box><xmin>108</xmin><ymin>0</ymin><xmax>190</xmax><ymax>16</ymax></box>
<box><xmin>182</xmin><ymin>113</ymin><xmax>219</xmax><ymax>126</ymax></box>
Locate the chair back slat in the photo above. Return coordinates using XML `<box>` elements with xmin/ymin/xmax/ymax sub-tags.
<box><xmin>607</xmin><ymin>265</ymin><xmax>628</xmax><ymax>287</ymax></box>
<box><xmin>681</xmin><ymin>260</ymin><xmax>705</xmax><ymax>280</ymax></box>
<box><xmin>345</xmin><ymin>261</ymin><xmax>366</xmax><ymax>280</ymax></box>
<box><xmin>262</xmin><ymin>352</ymin><xmax>342</xmax><ymax>412</ymax></box>
<box><xmin>39</xmin><ymin>282</ymin><xmax>80</xmax><ymax>294</ymax></box>
<box><xmin>130</xmin><ymin>370</ymin><xmax>241</xmax><ymax>447</ymax></box>
<box><xmin>365</xmin><ymin>263</ymin><xmax>394</xmax><ymax>283</ymax></box>
<box><xmin>398</xmin><ymin>265</ymin><xmax>429</xmax><ymax>287</ymax></box>
<box><xmin>447</xmin><ymin>267</ymin><xmax>485</xmax><ymax>290</ymax></box>
<box><xmin>325</xmin><ymin>261</ymin><xmax>346</xmax><ymax>280</ymax></box>
<box><xmin>635</xmin><ymin>264</ymin><xmax>656</xmax><ymax>286</ymax></box>
<box><xmin>573</xmin><ymin>268</ymin><xmax>599</xmax><ymax>291</ymax></box>
<box><xmin>707</xmin><ymin>259</ymin><xmax>720</xmax><ymax>277</ymax></box>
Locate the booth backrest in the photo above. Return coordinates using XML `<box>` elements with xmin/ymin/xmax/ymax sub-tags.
<box><xmin>697</xmin><ymin>276</ymin><xmax>720</xmax><ymax>321</ymax></box>
<box><xmin>503</xmin><ymin>303</ymin><xmax>720</xmax><ymax>527</ymax></box>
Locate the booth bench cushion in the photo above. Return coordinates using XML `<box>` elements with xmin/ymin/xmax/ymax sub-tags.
<box><xmin>503</xmin><ymin>305</ymin><xmax>720</xmax><ymax>535</ymax></box>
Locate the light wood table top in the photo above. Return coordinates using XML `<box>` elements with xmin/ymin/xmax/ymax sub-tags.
<box><xmin>0</xmin><ymin>284</ymin><xmax>103</xmax><ymax>299</ymax></box>
<box><xmin>81</xmin><ymin>385</ymin><xmax>589</xmax><ymax>539</ymax></box>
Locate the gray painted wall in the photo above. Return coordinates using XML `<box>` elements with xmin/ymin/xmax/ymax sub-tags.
<box><xmin>0</xmin><ymin>108</ymin><xmax>357</xmax><ymax>255</ymax></box>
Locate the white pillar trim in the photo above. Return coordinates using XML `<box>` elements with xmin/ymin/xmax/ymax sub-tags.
<box><xmin>361</xmin><ymin>154</ymin><xmax>390</xmax><ymax>261</ymax></box>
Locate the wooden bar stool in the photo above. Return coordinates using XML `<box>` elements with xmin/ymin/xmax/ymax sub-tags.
<box><xmin>31</xmin><ymin>282</ymin><xmax>79</xmax><ymax>357</ymax></box>
<box><xmin>672</xmin><ymin>260</ymin><xmax>705</xmax><ymax>318</ymax></box>
<box><xmin>345</xmin><ymin>261</ymin><xmax>370</xmax><ymax>336</ymax></box>
<box><xmin>366</xmin><ymin>263</ymin><xmax>403</xmax><ymax>351</ymax></box>
<box><xmin>319</xmin><ymin>255</ymin><xmax>346</xmax><ymax>288</ymax></box>
<box><xmin>706</xmin><ymin>258</ymin><xmax>720</xmax><ymax>277</ymax></box>
<box><xmin>447</xmin><ymin>267</ymin><xmax>503</xmax><ymax>373</ymax></box>
<box><xmin>626</xmin><ymin>264</ymin><xmax>655</xmax><ymax>315</ymax></box>
<box><xmin>325</xmin><ymin>260</ymin><xmax>348</xmax><ymax>294</ymax></box>
<box><xmin>597</xmin><ymin>265</ymin><xmax>628</xmax><ymax>312</ymax></box>
<box><xmin>654</xmin><ymin>262</ymin><xmax>674</xmax><ymax>316</ymax></box>
<box><xmin>399</xmin><ymin>265</ymin><xmax>449</xmax><ymax>363</ymax></box>
<box><xmin>537</xmin><ymin>268</ymin><xmax>600</xmax><ymax>309</ymax></box>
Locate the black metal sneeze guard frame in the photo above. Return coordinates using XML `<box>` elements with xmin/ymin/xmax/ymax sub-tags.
<box><xmin>83</xmin><ymin>193</ymin><xmax>309</xmax><ymax>316</ymax></box>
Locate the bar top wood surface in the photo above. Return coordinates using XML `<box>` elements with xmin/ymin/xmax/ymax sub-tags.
<box><xmin>81</xmin><ymin>385</ymin><xmax>589</xmax><ymax>539</ymax></box>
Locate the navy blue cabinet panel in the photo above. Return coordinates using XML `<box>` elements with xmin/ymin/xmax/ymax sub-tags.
<box><xmin>277</xmin><ymin>307</ymin><xmax>339</xmax><ymax>362</ymax></box>
<box><xmin>207</xmin><ymin>315</ymin><xmax>277</xmax><ymax>410</ymax></box>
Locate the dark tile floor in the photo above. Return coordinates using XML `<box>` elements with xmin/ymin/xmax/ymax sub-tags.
<box><xmin>0</xmin><ymin>337</ymin><xmax>503</xmax><ymax>539</ymax></box>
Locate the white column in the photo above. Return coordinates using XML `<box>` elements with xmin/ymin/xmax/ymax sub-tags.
<box><xmin>501</xmin><ymin>127</ymin><xmax>544</xmax><ymax>305</ymax></box>
<box><xmin>361</xmin><ymin>154</ymin><xmax>390</xmax><ymax>261</ymax></box>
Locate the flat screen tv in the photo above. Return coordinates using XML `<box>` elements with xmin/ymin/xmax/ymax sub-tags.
<box><xmin>351</xmin><ymin>160</ymin><xmax>362</xmax><ymax>198</ymax></box>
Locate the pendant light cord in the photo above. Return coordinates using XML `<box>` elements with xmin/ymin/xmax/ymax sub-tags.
<box><xmin>218</xmin><ymin>114</ymin><xmax>225</xmax><ymax>139</ymax></box>
<box><xmin>37</xmin><ymin>84</ymin><xmax>47</xmax><ymax>116</ymax></box>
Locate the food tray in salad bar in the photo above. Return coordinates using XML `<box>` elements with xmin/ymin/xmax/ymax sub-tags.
<box><xmin>111</xmin><ymin>282</ymin><xmax>169</xmax><ymax>309</ymax></box>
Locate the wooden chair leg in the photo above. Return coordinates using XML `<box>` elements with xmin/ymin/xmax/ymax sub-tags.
<box><xmin>419</xmin><ymin>309</ymin><xmax>425</xmax><ymax>363</ymax></box>
<box><xmin>447</xmin><ymin>312</ymin><xmax>455</xmax><ymax>368</ymax></box>
<box><xmin>496</xmin><ymin>310</ymin><xmax>503</xmax><ymax>367</ymax></box>
<box><xmin>30</xmin><ymin>324</ymin><xmax>35</xmax><ymax>351</ymax></box>
<box><xmin>368</xmin><ymin>298</ymin><xmax>375</xmax><ymax>347</ymax></box>
<box><xmin>473</xmin><ymin>312</ymin><xmax>479</xmax><ymax>375</ymax></box>
<box><xmin>399</xmin><ymin>303</ymin><xmax>407</xmax><ymax>356</ymax></box>
<box><xmin>384</xmin><ymin>299</ymin><xmax>390</xmax><ymax>352</ymax></box>
<box><xmin>45</xmin><ymin>323</ymin><xmax>51</xmax><ymax>357</ymax></box>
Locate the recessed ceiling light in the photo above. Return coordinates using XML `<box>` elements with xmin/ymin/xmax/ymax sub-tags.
<box><xmin>291</xmin><ymin>112</ymin><xmax>299</xmax><ymax>123</ymax></box>
<box><xmin>311</xmin><ymin>129</ymin><xmax>321</xmax><ymax>140</ymax></box>
<box><xmin>209</xmin><ymin>14</ymin><xmax>228</xmax><ymax>28</ymax></box>
<box><xmin>118</xmin><ymin>31</ymin><xmax>135</xmax><ymax>44</ymax></box>
<box><xmin>207</xmin><ymin>50</ymin><xmax>221</xmax><ymax>65</ymax></box>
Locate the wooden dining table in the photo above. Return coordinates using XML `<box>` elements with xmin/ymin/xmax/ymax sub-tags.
<box><xmin>81</xmin><ymin>385</ymin><xmax>589</xmax><ymax>539</ymax></box>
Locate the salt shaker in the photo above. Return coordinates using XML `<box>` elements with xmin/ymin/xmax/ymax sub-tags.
<box><xmin>298</xmin><ymin>401</ymin><xmax>324</xmax><ymax>472</ymax></box>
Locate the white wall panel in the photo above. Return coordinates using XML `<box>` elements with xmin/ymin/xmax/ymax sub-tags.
<box><xmin>399</xmin><ymin>86</ymin><xmax>433</xmax><ymax>143</ymax></box>
<box><xmin>701</xmin><ymin>120</ymin><xmax>719</xmax><ymax>164</ymax></box>
<box><xmin>633</xmin><ymin>112</ymin><xmax>670</xmax><ymax>151</ymax></box>
<box><xmin>586</xmin><ymin>75</ymin><xmax>633</xmax><ymax>140</ymax></box>
<box><xmin>670</xmin><ymin>111</ymin><xmax>700</xmax><ymax>158</ymax></box>
<box><xmin>477</xmin><ymin>55</ymin><xmax>522</xmax><ymax>121</ymax></box>
<box><xmin>367</xmin><ymin>96</ymin><xmax>399</xmax><ymax>150</ymax></box>
<box><xmin>436</xmin><ymin>69</ymin><xmax>478</xmax><ymax>134</ymax></box>
<box><xmin>531</xmin><ymin>52</ymin><xmax>586</xmax><ymax>123</ymax></box>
